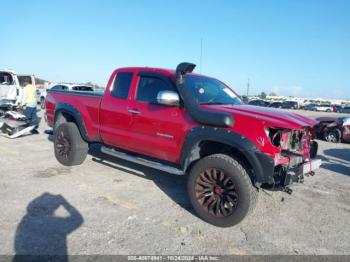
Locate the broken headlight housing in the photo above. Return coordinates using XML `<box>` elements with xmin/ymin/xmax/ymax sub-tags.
<box><xmin>265</xmin><ymin>128</ymin><xmax>309</xmax><ymax>151</ymax></box>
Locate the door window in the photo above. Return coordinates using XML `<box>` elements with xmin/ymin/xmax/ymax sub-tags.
<box><xmin>136</xmin><ymin>76</ymin><xmax>175</xmax><ymax>104</ymax></box>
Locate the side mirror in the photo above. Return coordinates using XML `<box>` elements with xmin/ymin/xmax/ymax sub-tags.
<box><xmin>156</xmin><ymin>90</ymin><xmax>180</xmax><ymax>106</ymax></box>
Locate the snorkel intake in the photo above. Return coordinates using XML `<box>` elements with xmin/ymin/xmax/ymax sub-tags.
<box><xmin>175</xmin><ymin>62</ymin><xmax>234</xmax><ymax>128</ymax></box>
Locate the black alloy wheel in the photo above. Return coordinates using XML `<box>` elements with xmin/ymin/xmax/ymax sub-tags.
<box><xmin>195</xmin><ymin>168</ymin><xmax>238</xmax><ymax>217</ymax></box>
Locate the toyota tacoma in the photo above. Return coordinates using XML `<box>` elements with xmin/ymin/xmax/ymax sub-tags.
<box><xmin>45</xmin><ymin>63</ymin><xmax>321</xmax><ymax>227</ymax></box>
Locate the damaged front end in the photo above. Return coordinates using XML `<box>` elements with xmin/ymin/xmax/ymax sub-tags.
<box><xmin>266</xmin><ymin>127</ymin><xmax>321</xmax><ymax>193</ymax></box>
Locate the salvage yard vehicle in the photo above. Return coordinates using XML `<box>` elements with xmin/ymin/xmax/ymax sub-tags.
<box><xmin>281</xmin><ymin>101</ymin><xmax>299</xmax><ymax>109</ymax></box>
<box><xmin>315</xmin><ymin>116</ymin><xmax>350</xmax><ymax>143</ymax></box>
<box><xmin>39</xmin><ymin>83</ymin><xmax>94</xmax><ymax>109</ymax></box>
<box><xmin>248</xmin><ymin>99</ymin><xmax>270</xmax><ymax>107</ymax></box>
<box><xmin>17</xmin><ymin>74</ymin><xmax>36</xmax><ymax>89</ymax></box>
<box><xmin>0</xmin><ymin>71</ymin><xmax>38</xmax><ymax>114</ymax></box>
<box><xmin>303</xmin><ymin>103</ymin><xmax>318</xmax><ymax>111</ymax></box>
<box><xmin>0</xmin><ymin>70</ymin><xmax>23</xmax><ymax>113</ymax></box>
<box><xmin>45</xmin><ymin>63</ymin><xmax>321</xmax><ymax>227</ymax></box>
<box><xmin>269</xmin><ymin>101</ymin><xmax>283</xmax><ymax>108</ymax></box>
<box><xmin>340</xmin><ymin>106</ymin><xmax>350</xmax><ymax>114</ymax></box>
<box><xmin>312</xmin><ymin>104</ymin><xmax>334</xmax><ymax>112</ymax></box>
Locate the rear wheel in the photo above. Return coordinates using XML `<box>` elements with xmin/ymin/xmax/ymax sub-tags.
<box><xmin>187</xmin><ymin>154</ymin><xmax>258</xmax><ymax>227</ymax></box>
<box><xmin>324</xmin><ymin>128</ymin><xmax>341</xmax><ymax>143</ymax></box>
<box><xmin>54</xmin><ymin>122</ymin><xmax>88</xmax><ymax>166</ymax></box>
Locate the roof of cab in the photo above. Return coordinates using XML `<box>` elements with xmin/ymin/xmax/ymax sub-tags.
<box><xmin>114</xmin><ymin>67</ymin><xmax>176</xmax><ymax>76</ymax></box>
<box><xmin>0</xmin><ymin>69</ymin><xmax>17</xmax><ymax>74</ymax></box>
<box><xmin>113</xmin><ymin>66</ymin><xmax>211</xmax><ymax>79</ymax></box>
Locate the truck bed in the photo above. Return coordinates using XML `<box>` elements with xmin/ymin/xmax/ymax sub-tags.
<box><xmin>45</xmin><ymin>89</ymin><xmax>104</xmax><ymax>141</ymax></box>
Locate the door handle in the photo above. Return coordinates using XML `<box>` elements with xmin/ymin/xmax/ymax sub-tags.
<box><xmin>128</xmin><ymin>109</ymin><xmax>140</xmax><ymax>115</ymax></box>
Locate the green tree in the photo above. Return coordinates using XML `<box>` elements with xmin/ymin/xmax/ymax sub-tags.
<box><xmin>259</xmin><ymin>92</ymin><xmax>267</xmax><ymax>99</ymax></box>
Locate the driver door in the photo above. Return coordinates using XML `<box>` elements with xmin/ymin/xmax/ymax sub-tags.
<box><xmin>127</xmin><ymin>74</ymin><xmax>186</xmax><ymax>163</ymax></box>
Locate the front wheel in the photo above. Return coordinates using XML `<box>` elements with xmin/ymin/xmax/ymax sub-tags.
<box><xmin>187</xmin><ymin>154</ymin><xmax>258</xmax><ymax>227</ymax></box>
<box><xmin>324</xmin><ymin>128</ymin><xmax>341</xmax><ymax>143</ymax></box>
<box><xmin>54</xmin><ymin>122</ymin><xmax>89</xmax><ymax>166</ymax></box>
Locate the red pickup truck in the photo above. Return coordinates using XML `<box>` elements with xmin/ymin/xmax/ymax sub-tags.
<box><xmin>46</xmin><ymin>63</ymin><xmax>321</xmax><ymax>227</ymax></box>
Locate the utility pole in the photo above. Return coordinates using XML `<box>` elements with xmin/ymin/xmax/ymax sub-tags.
<box><xmin>246</xmin><ymin>78</ymin><xmax>250</xmax><ymax>97</ymax></box>
<box><xmin>200</xmin><ymin>38</ymin><xmax>203</xmax><ymax>74</ymax></box>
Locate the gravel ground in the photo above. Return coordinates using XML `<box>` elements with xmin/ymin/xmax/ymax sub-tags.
<box><xmin>0</xmin><ymin>109</ymin><xmax>349</xmax><ymax>255</ymax></box>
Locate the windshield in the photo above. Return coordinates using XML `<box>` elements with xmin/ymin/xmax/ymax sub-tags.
<box><xmin>185</xmin><ymin>75</ymin><xmax>242</xmax><ymax>105</ymax></box>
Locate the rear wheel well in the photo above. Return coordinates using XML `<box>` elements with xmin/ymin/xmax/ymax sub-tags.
<box><xmin>186</xmin><ymin>140</ymin><xmax>255</xmax><ymax>183</ymax></box>
<box><xmin>54</xmin><ymin>111</ymin><xmax>75</xmax><ymax>129</ymax></box>
<box><xmin>54</xmin><ymin>111</ymin><xmax>89</xmax><ymax>142</ymax></box>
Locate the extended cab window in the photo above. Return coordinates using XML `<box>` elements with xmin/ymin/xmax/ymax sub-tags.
<box><xmin>136</xmin><ymin>76</ymin><xmax>175</xmax><ymax>104</ymax></box>
<box><xmin>112</xmin><ymin>72</ymin><xmax>133</xmax><ymax>99</ymax></box>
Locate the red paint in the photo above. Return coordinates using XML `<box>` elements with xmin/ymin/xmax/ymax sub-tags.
<box><xmin>46</xmin><ymin>67</ymin><xmax>318</xmax><ymax>166</ymax></box>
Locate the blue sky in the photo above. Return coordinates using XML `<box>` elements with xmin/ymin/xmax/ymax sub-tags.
<box><xmin>1</xmin><ymin>0</ymin><xmax>349</xmax><ymax>99</ymax></box>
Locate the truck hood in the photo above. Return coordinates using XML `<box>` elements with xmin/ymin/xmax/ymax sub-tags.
<box><xmin>201</xmin><ymin>104</ymin><xmax>318</xmax><ymax>129</ymax></box>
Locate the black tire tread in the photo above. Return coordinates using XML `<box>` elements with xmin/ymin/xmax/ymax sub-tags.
<box><xmin>188</xmin><ymin>153</ymin><xmax>258</xmax><ymax>227</ymax></box>
<box><xmin>209</xmin><ymin>154</ymin><xmax>258</xmax><ymax>214</ymax></box>
<box><xmin>324</xmin><ymin>128</ymin><xmax>341</xmax><ymax>143</ymax></box>
<box><xmin>54</xmin><ymin>122</ymin><xmax>88</xmax><ymax>166</ymax></box>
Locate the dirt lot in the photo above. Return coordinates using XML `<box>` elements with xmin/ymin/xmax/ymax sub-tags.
<box><xmin>0</xmin><ymin>109</ymin><xmax>349</xmax><ymax>255</ymax></box>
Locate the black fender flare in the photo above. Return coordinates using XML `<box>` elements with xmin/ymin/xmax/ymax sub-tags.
<box><xmin>180</xmin><ymin>127</ymin><xmax>275</xmax><ymax>185</ymax></box>
<box><xmin>54</xmin><ymin>103</ymin><xmax>91</xmax><ymax>142</ymax></box>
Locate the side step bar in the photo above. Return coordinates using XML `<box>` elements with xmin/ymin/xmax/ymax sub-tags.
<box><xmin>101</xmin><ymin>146</ymin><xmax>185</xmax><ymax>175</ymax></box>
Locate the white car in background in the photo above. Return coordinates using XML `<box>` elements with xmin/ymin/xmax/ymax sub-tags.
<box><xmin>39</xmin><ymin>83</ymin><xmax>94</xmax><ymax>109</ymax></box>
<box><xmin>312</xmin><ymin>104</ymin><xmax>334</xmax><ymax>112</ymax></box>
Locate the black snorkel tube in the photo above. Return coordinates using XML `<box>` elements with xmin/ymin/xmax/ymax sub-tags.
<box><xmin>175</xmin><ymin>62</ymin><xmax>234</xmax><ymax>128</ymax></box>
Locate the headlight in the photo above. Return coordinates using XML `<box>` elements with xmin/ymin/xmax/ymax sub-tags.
<box><xmin>265</xmin><ymin>128</ymin><xmax>283</xmax><ymax>147</ymax></box>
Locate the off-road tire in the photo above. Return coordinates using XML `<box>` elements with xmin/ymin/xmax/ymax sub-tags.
<box><xmin>187</xmin><ymin>154</ymin><xmax>258</xmax><ymax>227</ymax></box>
<box><xmin>324</xmin><ymin>128</ymin><xmax>341</xmax><ymax>143</ymax></box>
<box><xmin>54</xmin><ymin>122</ymin><xmax>88</xmax><ymax>166</ymax></box>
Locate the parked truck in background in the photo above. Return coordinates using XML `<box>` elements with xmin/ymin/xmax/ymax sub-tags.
<box><xmin>0</xmin><ymin>70</ymin><xmax>23</xmax><ymax>113</ymax></box>
<box><xmin>0</xmin><ymin>71</ymin><xmax>37</xmax><ymax>114</ymax></box>
<box><xmin>45</xmin><ymin>62</ymin><xmax>322</xmax><ymax>227</ymax></box>
<box><xmin>39</xmin><ymin>83</ymin><xmax>95</xmax><ymax>109</ymax></box>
